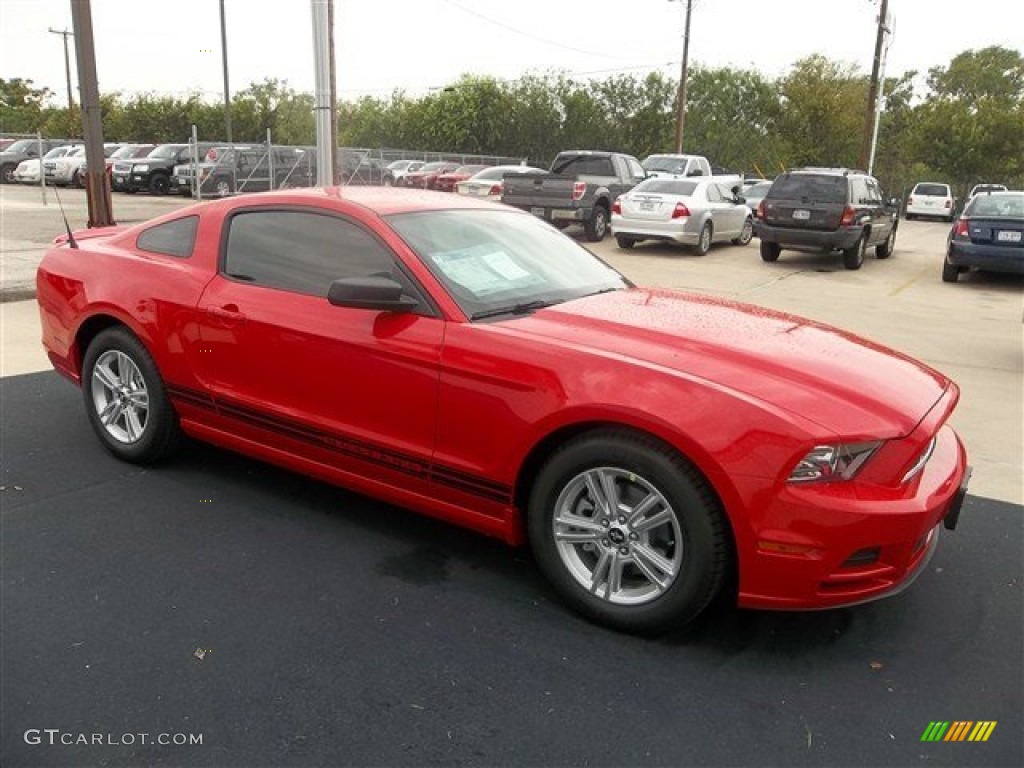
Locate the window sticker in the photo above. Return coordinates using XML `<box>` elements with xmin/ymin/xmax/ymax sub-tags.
<box><xmin>429</xmin><ymin>244</ymin><xmax>542</xmax><ymax>297</ymax></box>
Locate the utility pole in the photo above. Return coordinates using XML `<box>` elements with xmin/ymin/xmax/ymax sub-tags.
<box><xmin>218</xmin><ymin>0</ymin><xmax>232</xmax><ymax>146</ymax></box>
<box><xmin>47</xmin><ymin>27</ymin><xmax>75</xmax><ymax>113</ymax></box>
<box><xmin>327</xmin><ymin>0</ymin><xmax>339</xmax><ymax>184</ymax></box>
<box><xmin>859</xmin><ymin>0</ymin><xmax>890</xmax><ymax>170</ymax></box>
<box><xmin>69</xmin><ymin>0</ymin><xmax>115</xmax><ymax>227</ymax></box>
<box><xmin>867</xmin><ymin>13</ymin><xmax>893</xmax><ymax>176</ymax></box>
<box><xmin>311</xmin><ymin>0</ymin><xmax>334</xmax><ymax>186</ymax></box>
<box><xmin>672</xmin><ymin>0</ymin><xmax>693</xmax><ymax>154</ymax></box>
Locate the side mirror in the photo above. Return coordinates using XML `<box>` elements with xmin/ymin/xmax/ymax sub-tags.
<box><xmin>327</xmin><ymin>276</ymin><xmax>419</xmax><ymax>312</ymax></box>
<box><xmin>735</xmin><ymin>195</ymin><xmax>746</xmax><ymax>204</ymax></box>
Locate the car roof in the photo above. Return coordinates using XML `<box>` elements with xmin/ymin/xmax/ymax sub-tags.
<box><xmin>214</xmin><ymin>186</ymin><xmax>517</xmax><ymax>216</ymax></box>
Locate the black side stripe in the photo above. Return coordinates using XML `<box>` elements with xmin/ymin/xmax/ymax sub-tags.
<box><xmin>166</xmin><ymin>382</ymin><xmax>512</xmax><ymax>504</ymax></box>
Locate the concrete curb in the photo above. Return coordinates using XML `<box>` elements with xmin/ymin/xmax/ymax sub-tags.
<box><xmin>0</xmin><ymin>286</ymin><xmax>36</xmax><ymax>303</ymax></box>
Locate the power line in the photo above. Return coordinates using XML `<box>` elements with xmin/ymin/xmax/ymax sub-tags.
<box><xmin>439</xmin><ymin>0</ymin><xmax>632</xmax><ymax>61</ymax></box>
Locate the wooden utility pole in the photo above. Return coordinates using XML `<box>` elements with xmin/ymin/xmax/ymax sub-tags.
<box><xmin>47</xmin><ymin>28</ymin><xmax>75</xmax><ymax>113</ymax></box>
<box><xmin>69</xmin><ymin>0</ymin><xmax>115</xmax><ymax>227</ymax></box>
<box><xmin>672</xmin><ymin>0</ymin><xmax>693</xmax><ymax>154</ymax></box>
<box><xmin>859</xmin><ymin>0</ymin><xmax>889</xmax><ymax>170</ymax></box>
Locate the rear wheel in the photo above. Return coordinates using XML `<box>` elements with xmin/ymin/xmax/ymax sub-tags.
<box><xmin>1</xmin><ymin>163</ymin><xmax>16</xmax><ymax>184</ymax></box>
<box><xmin>760</xmin><ymin>241</ymin><xmax>780</xmax><ymax>262</ymax></box>
<box><xmin>528</xmin><ymin>430</ymin><xmax>729</xmax><ymax>634</ymax></box>
<box><xmin>71</xmin><ymin>170</ymin><xmax>83</xmax><ymax>188</ymax></box>
<box><xmin>843</xmin><ymin>232</ymin><xmax>866</xmax><ymax>270</ymax></box>
<box><xmin>81</xmin><ymin>327</ymin><xmax>181</xmax><ymax>464</ymax></box>
<box><xmin>214</xmin><ymin>179</ymin><xmax>232</xmax><ymax>198</ymax></box>
<box><xmin>584</xmin><ymin>205</ymin><xmax>609</xmax><ymax>241</ymax></box>
<box><xmin>732</xmin><ymin>217</ymin><xmax>753</xmax><ymax>246</ymax></box>
<box><xmin>693</xmin><ymin>221</ymin><xmax>712</xmax><ymax>255</ymax></box>
<box><xmin>942</xmin><ymin>258</ymin><xmax>961</xmax><ymax>283</ymax></box>
<box><xmin>615</xmin><ymin>235</ymin><xmax>636</xmax><ymax>250</ymax></box>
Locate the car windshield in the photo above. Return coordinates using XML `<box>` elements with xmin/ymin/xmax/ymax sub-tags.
<box><xmin>769</xmin><ymin>174</ymin><xmax>847</xmax><ymax>203</ymax></box>
<box><xmin>966</xmin><ymin>193</ymin><xmax>1024</xmax><ymax>218</ymax></box>
<box><xmin>419</xmin><ymin>161</ymin><xmax>448</xmax><ymax>172</ymax></box>
<box><xmin>3</xmin><ymin>139</ymin><xmax>39</xmax><ymax>154</ymax></box>
<box><xmin>632</xmin><ymin>179</ymin><xmax>698</xmax><ymax>196</ymax></box>
<box><xmin>641</xmin><ymin>155</ymin><xmax>689</xmax><ymax>173</ymax></box>
<box><xmin>746</xmin><ymin>182</ymin><xmax>773</xmax><ymax>196</ymax></box>
<box><xmin>913</xmin><ymin>183</ymin><xmax>949</xmax><ymax>197</ymax></box>
<box><xmin>387</xmin><ymin>209</ymin><xmax>628</xmax><ymax>320</ymax></box>
<box><xmin>148</xmin><ymin>145</ymin><xmax>183</xmax><ymax>159</ymax></box>
<box><xmin>387</xmin><ymin>160</ymin><xmax>412</xmax><ymax>170</ymax></box>
<box><xmin>551</xmin><ymin>154</ymin><xmax>613</xmax><ymax>175</ymax></box>
<box><xmin>43</xmin><ymin>147</ymin><xmax>71</xmax><ymax>159</ymax></box>
<box><xmin>455</xmin><ymin>165</ymin><xmax>487</xmax><ymax>175</ymax></box>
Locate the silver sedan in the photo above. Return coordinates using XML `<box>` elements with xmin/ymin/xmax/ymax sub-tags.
<box><xmin>456</xmin><ymin>164</ymin><xmax>546</xmax><ymax>199</ymax></box>
<box><xmin>611</xmin><ymin>178</ymin><xmax>754</xmax><ymax>254</ymax></box>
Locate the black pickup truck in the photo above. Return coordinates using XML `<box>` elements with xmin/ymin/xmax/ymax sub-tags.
<box><xmin>500</xmin><ymin>150</ymin><xmax>648</xmax><ymax>241</ymax></box>
<box><xmin>111</xmin><ymin>142</ymin><xmax>216</xmax><ymax>195</ymax></box>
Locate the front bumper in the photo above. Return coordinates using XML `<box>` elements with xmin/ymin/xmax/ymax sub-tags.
<box><xmin>736</xmin><ymin>424</ymin><xmax>969</xmax><ymax>610</ymax></box>
<box><xmin>111</xmin><ymin>173</ymin><xmax>148</xmax><ymax>191</ymax></box>
<box><xmin>754</xmin><ymin>221</ymin><xmax>862</xmax><ymax>252</ymax></box>
<box><xmin>947</xmin><ymin>241</ymin><xmax>1024</xmax><ymax>274</ymax></box>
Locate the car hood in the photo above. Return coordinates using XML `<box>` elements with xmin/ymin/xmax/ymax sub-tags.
<box><xmin>506</xmin><ymin>288</ymin><xmax>950</xmax><ymax>438</ymax></box>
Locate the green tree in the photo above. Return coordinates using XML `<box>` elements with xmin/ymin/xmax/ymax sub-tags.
<box><xmin>0</xmin><ymin>78</ymin><xmax>52</xmax><ymax>134</ymax></box>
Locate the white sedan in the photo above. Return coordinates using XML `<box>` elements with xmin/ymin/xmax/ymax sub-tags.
<box><xmin>611</xmin><ymin>178</ymin><xmax>754</xmax><ymax>254</ymax></box>
<box><xmin>457</xmin><ymin>164</ymin><xmax>546</xmax><ymax>199</ymax></box>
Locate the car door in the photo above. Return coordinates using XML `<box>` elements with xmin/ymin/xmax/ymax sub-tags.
<box><xmin>867</xmin><ymin>179</ymin><xmax>894</xmax><ymax>244</ymax></box>
<box><xmin>704</xmin><ymin>183</ymin><xmax>732</xmax><ymax>240</ymax></box>
<box><xmin>717</xmin><ymin>183</ymin><xmax>746</xmax><ymax>236</ymax></box>
<box><xmin>194</xmin><ymin>206</ymin><xmax>444</xmax><ymax>495</ymax></box>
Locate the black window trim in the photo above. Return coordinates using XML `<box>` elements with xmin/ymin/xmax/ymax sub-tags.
<box><xmin>217</xmin><ymin>204</ymin><xmax>441</xmax><ymax>318</ymax></box>
<box><xmin>135</xmin><ymin>214</ymin><xmax>200</xmax><ymax>259</ymax></box>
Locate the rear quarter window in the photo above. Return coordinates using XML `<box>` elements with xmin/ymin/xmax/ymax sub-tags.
<box><xmin>136</xmin><ymin>216</ymin><xmax>199</xmax><ymax>258</ymax></box>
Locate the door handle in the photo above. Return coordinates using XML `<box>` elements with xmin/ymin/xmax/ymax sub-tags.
<box><xmin>208</xmin><ymin>304</ymin><xmax>247</xmax><ymax>325</ymax></box>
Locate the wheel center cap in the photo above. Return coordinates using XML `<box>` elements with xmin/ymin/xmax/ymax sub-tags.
<box><xmin>609</xmin><ymin>528</ymin><xmax>626</xmax><ymax>545</ymax></box>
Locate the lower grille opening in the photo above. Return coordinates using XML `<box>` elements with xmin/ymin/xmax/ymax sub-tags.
<box><xmin>841</xmin><ymin>547</ymin><xmax>881</xmax><ymax>568</ymax></box>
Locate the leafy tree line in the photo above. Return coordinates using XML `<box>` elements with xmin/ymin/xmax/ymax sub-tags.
<box><xmin>2</xmin><ymin>45</ymin><xmax>1021</xmax><ymax>197</ymax></box>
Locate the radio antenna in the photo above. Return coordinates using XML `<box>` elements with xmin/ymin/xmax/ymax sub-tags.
<box><xmin>51</xmin><ymin>183</ymin><xmax>79</xmax><ymax>249</ymax></box>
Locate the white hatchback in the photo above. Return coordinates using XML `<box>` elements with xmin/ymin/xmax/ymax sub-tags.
<box><xmin>906</xmin><ymin>182</ymin><xmax>956</xmax><ymax>222</ymax></box>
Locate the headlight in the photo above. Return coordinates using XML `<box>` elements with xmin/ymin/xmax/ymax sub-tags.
<box><xmin>788</xmin><ymin>441</ymin><xmax>882</xmax><ymax>483</ymax></box>
<box><xmin>134</xmin><ymin>164</ymin><xmax>149</xmax><ymax>172</ymax></box>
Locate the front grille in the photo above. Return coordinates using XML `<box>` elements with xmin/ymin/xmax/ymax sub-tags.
<box><xmin>113</xmin><ymin>162</ymin><xmax>132</xmax><ymax>173</ymax></box>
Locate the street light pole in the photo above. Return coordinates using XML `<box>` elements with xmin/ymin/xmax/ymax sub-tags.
<box><xmin>671</xmin><ymin>0</ymin><xmax>693</xmax><ymax>154</ymax></box>
<box><xmin>47</xmin><ymin>27</ymin><xmax>75</xmax><ymax>113</ymax></box>
<box><xmin>218</xmin><ymin>0</ymin><xmax>232</xmax><ymax>146</ymax></box>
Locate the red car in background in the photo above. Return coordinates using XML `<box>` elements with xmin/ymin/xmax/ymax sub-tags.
<box><xmin>433</xmin><ymin>164</ymin><xmax>490</xmax><ymax>192</ymax></box>
<box><xmin>399</xmin><ymin>160</ymin><xmax>460</xmax><ymax>189</ymax></box>
<box><xmin>36</xmin><ymin>187</ymin><xmax>970</xmax><ymax>634</ymax></box>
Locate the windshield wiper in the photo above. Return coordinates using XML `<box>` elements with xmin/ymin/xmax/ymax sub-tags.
<box><xmin>470</xmin><ymin>299</ymin><xmax>563</xmax><ymax>321</ymax></box>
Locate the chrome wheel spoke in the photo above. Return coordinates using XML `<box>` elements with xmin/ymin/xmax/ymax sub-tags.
<box><xmin>124</xmin><ymin>408</ymin><xmax>144</xmax><ymax>441</ymax></box>
<box><xmin>607</xmin><ymin>552</ymin><xmax>624</xmax><ymax>597</ymax></box>
<box><xmin>93</xmin><ymin>361</ymin><xmax>120</xmax><ymax>391</ymax></box>
<box><xmin>554</xmin><ymin>528</ymin><xmax>601</xmax><ymax>544</ymax></box>
<box><xmin>99</xmin><ymin>399</ymin><xmax>122</xmax><ymax>426</ymax></box>
<box><xmin>633</xmin><ymin>507</ymin><xmax>672</xmax><ymax>534</ymax></box>
<box><xmin>632</xmin><ymin>543</ymin><xmax>676</xmax><ymax>587</ymax></box>
<box><xmin>589</xmin><ymin>549</ymin><xmax>613</xmax><ymax>596</ymax></box>
<box><xmin>626</xmin><ymin>492</ymin><xmax>661</xmax><ymax>527</ymax></box>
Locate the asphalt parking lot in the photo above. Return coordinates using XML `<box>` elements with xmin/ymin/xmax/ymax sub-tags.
<box><xmin>2</xmin><ymin>185</ymin><xmax>1022</xmax><ymax>766</ymax></box>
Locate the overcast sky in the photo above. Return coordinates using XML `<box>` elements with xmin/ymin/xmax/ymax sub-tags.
<box><xmin>2</xmin><ymin>0</ymin><xmax>1021</xmax><ymax>103</ymax></box>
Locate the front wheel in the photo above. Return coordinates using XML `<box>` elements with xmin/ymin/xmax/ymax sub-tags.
<box><xmin>876</xmin><ymin>227</ymin><xmax>896</xmax><ymax>259</ymax></box>
<box><xmin>615</xmin><ymin>235</ymin><xmax>635</xmax><ymax>250</ymax></box>
<box><xmin>732</xmin><ymin>217</ymin><xmax>753</xmax><ymax>246</ymax></box>
<box><xmin>1</xmin><ymin>163</ymin><xmax>16</xmax><ymax>184</ymax></box>
<box><xmin>148</xmin><ymin>173</ymin><xmax>170</xmax><ymax>195</ymax></box>
<box><xmin>528</xmin><ymin>430</ymin><xmax>729</xmax><ymax>634</ymax></box>
<box><xmin>81</xmin><ymin>327</ymin><xmax>181</xmax><ymax>463</ymax></box>
<box><xmin>843</xmin><ymin>232</ymin><xmax>866</xmax><ymax>270</ymax></box>
<box><xmin>584</xmin><ymin>206</ymin><xmax>609</xmax><ymax>241</ymax></box>
<box><xmin>214</xmin><ymin>179</ymin><xmax>232</xmax><ymax>198</ymax></box>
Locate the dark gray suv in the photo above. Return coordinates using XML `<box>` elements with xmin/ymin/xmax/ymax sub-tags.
<box><xmin>754</xmin><ymin>168</ymin><xmax>899</xmax><ymax>270</ymax></box>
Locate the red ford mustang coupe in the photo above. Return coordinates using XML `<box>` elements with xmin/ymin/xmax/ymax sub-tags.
<box><xmin>37</xmin><ymin>187</ymin><xmax>970</xmax><ymax>633</ymax></box>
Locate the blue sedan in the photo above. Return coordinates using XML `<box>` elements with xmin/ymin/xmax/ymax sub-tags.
<box><xmin>944</xmin><ymin>191</ymin><xmax>1024</xmax><ymax>282</ymax></box>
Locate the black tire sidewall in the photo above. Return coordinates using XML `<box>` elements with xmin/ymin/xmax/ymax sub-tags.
<box><xmin>81</xmin><ymin>327</ymin><xmax>178</xmax><ymax>463</ymax></box>
<box><xmin>528</xmin><ymin>433</ymin><xmax>725</xmax><ymax>633</ymax></box>
<box><xmin>149</xmin><ymin>173</ymin><xmax>169</xmax><ymax>195</ymax></box>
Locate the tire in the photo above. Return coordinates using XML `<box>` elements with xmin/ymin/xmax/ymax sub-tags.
<box><xmin>148</xmin><ymin>173</ymin><xmax>170</xmax><ymax>195</ymax></box>
<box><xmin>1</xmin><ymin>163</ymin><xmax>16</xmax><ymax>184</ymax></box>
<box><xmin>905</xmin><ymin>213</ymin><xmax>915</xmax><ymax>221</ymax></box>
<box><xmin>81</xmin><ymin>327</ymin><xmax>181</xmax><ymax>464</ymax></box>
<box><xmin>528</xmin><ymin>430</ymin><xmax>729</xmax><ymax>634</ymax></box>
<box><xmin>693</xmin><ymin>221</ymin><xmax>712</xmax><ymax>255</ymax></box>
<box><xmin>842</xmin><ymin>232</ymin><xmax>866</xmax><ymax>270</ymax></box>
<box><xmin>584</xmin><ymin>205</ymin><xmax>609</xmax><ymax>242</ymax></box>
<box><xmin>942</xmin><ymin>258</ymin><xmax>961</xmax><ymax>283</ymax></box>
<box><xmin>383</xmin><ymin>176</ymin><xmax>394</xmax><ymax>187</ymax></box>
<box><xmin>615</xmin><ymin>235</ymin><xmax>635</xmax><ymax>250</ymax></box>
<box><xmin>759</xmin><ymin>240</ymin><xmax>780</xmax><ymax>262</ymax></box>
<box><xmin>71</xmin><ymin>170</ymin><xmax>83</xmax><ymax>189</ymax></box>
<box><xmin>732</xmin><ymin>217</ymin><xmax>753</xmax><ymax>246</ymax></box>
<box><xmin>214</xmin><ymin>179</ymin><xmax>232</xmax><ymax>198</ymax></box>
<box><xmin>876</xmin><ymin>226</ymin><xmax>896</xmax><ymax>259</ymax></box>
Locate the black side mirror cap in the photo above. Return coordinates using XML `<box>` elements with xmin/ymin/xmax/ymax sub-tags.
<box><xmin>327</xmin><ymin>276</ymin><xmax>419</xmax><ymax>312</ymax></box>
